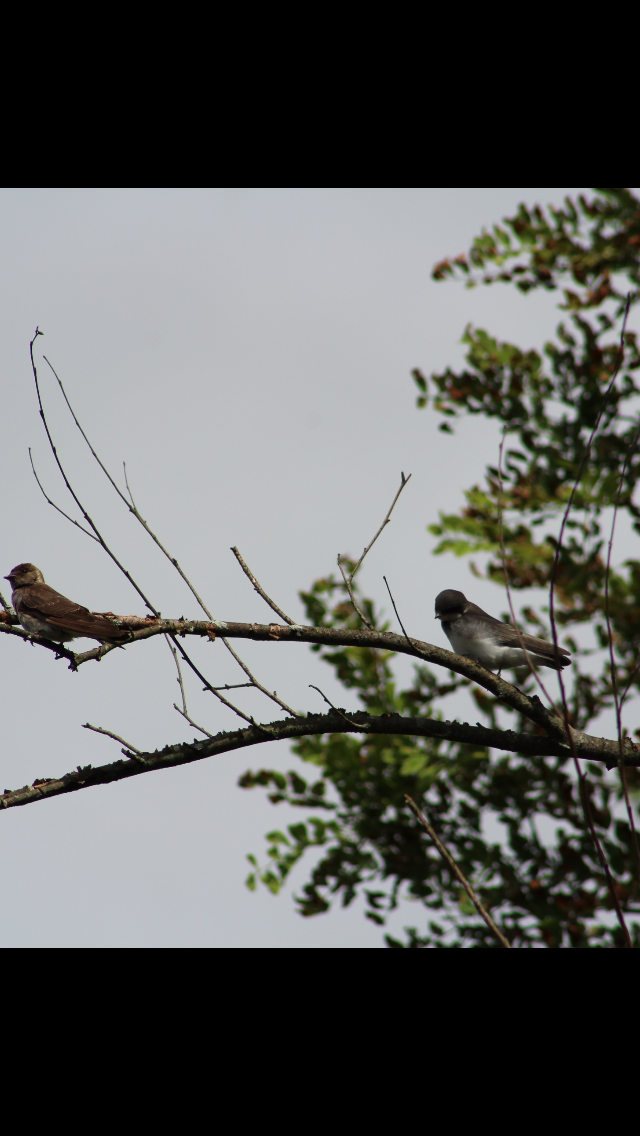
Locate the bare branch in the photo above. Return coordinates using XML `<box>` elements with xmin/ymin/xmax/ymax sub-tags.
<box><xmin>168</xmin><ymin>635</ymin><xmax>261</xmax><ymax>729</ymax></box>
<box><xmin>4</xmin><ymin>708</ymin><xmax>639</xmax><ymax>816</ymax></box>
<box><xmin>231</xmin><ymin>547</ymin><xmax>295</xmax><ymax>625</ymax></box>
<box><xmin>0</xmin><ymin>590</ymin><xmax>13</xmax><ymax>614</ymax></box>
<box><xmin>167</xmin><ymin>636</ymin><xmax>188</xmax><ymax>714</ymax></box>
<box><xmin>3</xmin><ymin>612</ymin><xmax>637</xmax><ymax>765</ymax></box>
<box><xmin>165</xmin><ymin>635</ymin><xmax>214</xmax><ymax>738</ymax></box>
<box><xmin>405</xmin><ymin>795</ymin><xmax>511</xmax><ymax>948</ymax></box>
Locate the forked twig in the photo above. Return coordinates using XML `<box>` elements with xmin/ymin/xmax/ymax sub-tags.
<box><xmin>405</xmin><ymin>795</ymin><xmax>511</xmax><ymax>949</ymax></box>
<box><xmin>339</xmin><ymin>472</ymin><xmax>411</xmax><ymax>629</ymax></box>
<box><xmin>231</xmin><ymin>547</ymin><xmax>295</xmax><ymax>625</ymax></box>
<box><xmin>165</xmin><ymin>637</ymin><xmax>214</xmax><ymax>738</ymax></box>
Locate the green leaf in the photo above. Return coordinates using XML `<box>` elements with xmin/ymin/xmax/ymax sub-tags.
<box><xmin>400</xmin><ymin>753</ymin><xmax>428</xmax><ymax>776</ymax></box>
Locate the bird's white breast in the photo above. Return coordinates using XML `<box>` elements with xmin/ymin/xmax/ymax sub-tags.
<box><xmin>445</xmin><ymin>625</ymin><xmax>526</xmax><ymax>671</ymax></box>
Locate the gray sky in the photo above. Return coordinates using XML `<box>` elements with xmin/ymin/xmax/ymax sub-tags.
<box><xmin>3</xmin><ymin>187</ymin><xmax>620</xmax><ymax>947</ymax></box>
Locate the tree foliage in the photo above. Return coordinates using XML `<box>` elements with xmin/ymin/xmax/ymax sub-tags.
<box><xmin>241</xmin><ymin>189</ymin><xmax>640</xmax><ymax>947</ymax></box>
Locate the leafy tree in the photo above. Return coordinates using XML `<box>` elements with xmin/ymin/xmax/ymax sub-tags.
<box><xmin>240</xmin><ymin>189</ymin><xmax>640</xmax><ymax>947</ymax></box>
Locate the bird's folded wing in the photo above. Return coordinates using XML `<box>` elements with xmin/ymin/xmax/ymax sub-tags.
<box><xmin>499</xmin><ymin>624</ymin><xmax>570</xmax><ymax>659</ymax></box>
<box><xmin>18</xmin><ymin>585</ymin><xmax>127</xmax><ymax>638</ymax></box>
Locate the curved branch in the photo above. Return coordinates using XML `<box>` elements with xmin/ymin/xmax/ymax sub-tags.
<box><xmin>2</xmin><ymin>707</ymin><xmax>638</xmax><ymax>815</ymax></box>
<box><xmin>2</xmin><ymin>616</ymin><xmax>638</xmax><ymax>766</ymax></box>
<box><xmin>0</xmin><ymin>613</ymin><xmax>594</xmax><ymax>737</ymax></box>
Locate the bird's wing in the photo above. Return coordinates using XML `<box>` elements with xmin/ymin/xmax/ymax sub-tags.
<box><xmin>497</xmin><ymin>624</ymin><xmax>570</xmax><ymax>660</ymax></box>
<box><xmin>18</xmin><ymin>584</ymin><xmax>127</xmax><ymax>639</ymax></box>
<box><xmin>464</xmin><ymin>602</ymin><xmax>504</xmax><ymax>625</ymax></box>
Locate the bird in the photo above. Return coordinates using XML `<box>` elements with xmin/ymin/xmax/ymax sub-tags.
<box><xmin>5</xmin><ymin>563</ymin><xmax>130</xmax><ymax>644</ymax></box>
<box><xmin>434</xmin><ymin>589</ymin><xmax>571</xmax><ymax>672</ymax></box>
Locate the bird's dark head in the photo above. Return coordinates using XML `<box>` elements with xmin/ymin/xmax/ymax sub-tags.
<box><xmin>435</xmin><ymin>589</ymin><xmax>468</xmax><ymax>621</ymax></box>
<box><xmin>5</xmin><ymin>563</ymin><xmax>45</xmax><ymax>588</ymax></box>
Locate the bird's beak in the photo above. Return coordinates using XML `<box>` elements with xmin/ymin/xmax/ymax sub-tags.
<box><xmin>4</xmin><ymin>575</ymin><xmax>12</xmax><ymax>581</ymax></box>
<box><xmin>434</xmin><ymin>613</ymin><xmax>441</xmax><ymax>620</ymax></box>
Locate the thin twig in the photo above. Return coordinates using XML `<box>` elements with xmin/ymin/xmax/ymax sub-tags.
<box><xmin>29</xmin><ymin>449</ymin><xmax>99</xmax><ymax>542</ymax></box>
<box><xmin>350</xmin><ymin>472</ymin><xmax>411</xmax><ymax>580</ymax></box>
<box><xmin>165</xmin><ymin>635</ymin><xmax>215</xmax><ymax>738</ymax></box>
<box><xmin>221</xmin><ymin>636</ymin><xmax>300</xmax><ymax>718</ymax></box>
<box><xmin>231</xmin><ymin>547</ymin><xmax>295</xmax><ymax>625</ymax></box>
<box><xmin>338</xmin><ymin>472</ymin><xmax>411</xmax><ymax>628</ymax></box>
<box><xmin>309</xmin><ymin>685</ymin><xmax>369</xmax><ymax>730</ymax></box>
<box><xmin>603</xmin><ymin>417</ymin><xmax>640</xmax><ymax>886</ymax></box>
<box><xmin>29</xmin><ymin>332</ymin><xmax>159</xmax><ymax>615</ymax></box>
<box><xmin>168</xmin><ymin>636</ymin><xmax>274</xmax><ymax>736</ymax></box>
<box><xmin>167</xmin><ymin>637</ymin><xmax>188</xmax><ymax>714</ymax></box>
<box><xmin>0</xmin><ymin>590</ymin><xmax>12</xmax><ymax>614</ymax></box>
<box><xmin>383</xmin><ymin>576</ymin><xmax>412</xmax><ymax>643</ymax></box>
<box><xmin>338</xmin><ymin>556</ymin><xmax>374</xmax><ymax>629</ymax></box>
<box><xmin>210</xmin><ymin>682</ymin><xmax>256</xmax><ymax>692</ymax></box>
<box><xmin>173</xmin><ymin>705</ymin><xmax>214</xmax><ymax>738</ymax></box>
<box><xmin>405</xmin><ymin>795</ymin><xmax>511</xmax><ymax>948</ymax></box>
<box><xmin>82</xmin><ymin>722</ymin><xmax>144</xmax><ymax>759</ymax></box>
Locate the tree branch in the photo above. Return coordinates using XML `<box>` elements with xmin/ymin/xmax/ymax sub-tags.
<box><xmin>3</xmin><ymin>707</ymin><xmax>638</xmax><ymax>815</ymax></box>
<box><xmin>5</xmin><ymin>614</ymin><xmax>639</xmax><ymax>762</ymax></box>
<box><xmin>405</xmin><ymin>796</ymin><xmax>511</xmax><ymax>948</ymax></box>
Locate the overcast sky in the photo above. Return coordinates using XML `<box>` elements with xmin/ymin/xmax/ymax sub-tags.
<box><xmin>3</xmin><ymin>187</ymin><xmax>629</xmax><ymax>947</ymax></box>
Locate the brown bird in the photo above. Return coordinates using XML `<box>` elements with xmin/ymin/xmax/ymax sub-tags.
<box><xmin>5</xmin><ymin>563</ymin><xmax>129</xmax><ymax>644</ymax></box>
